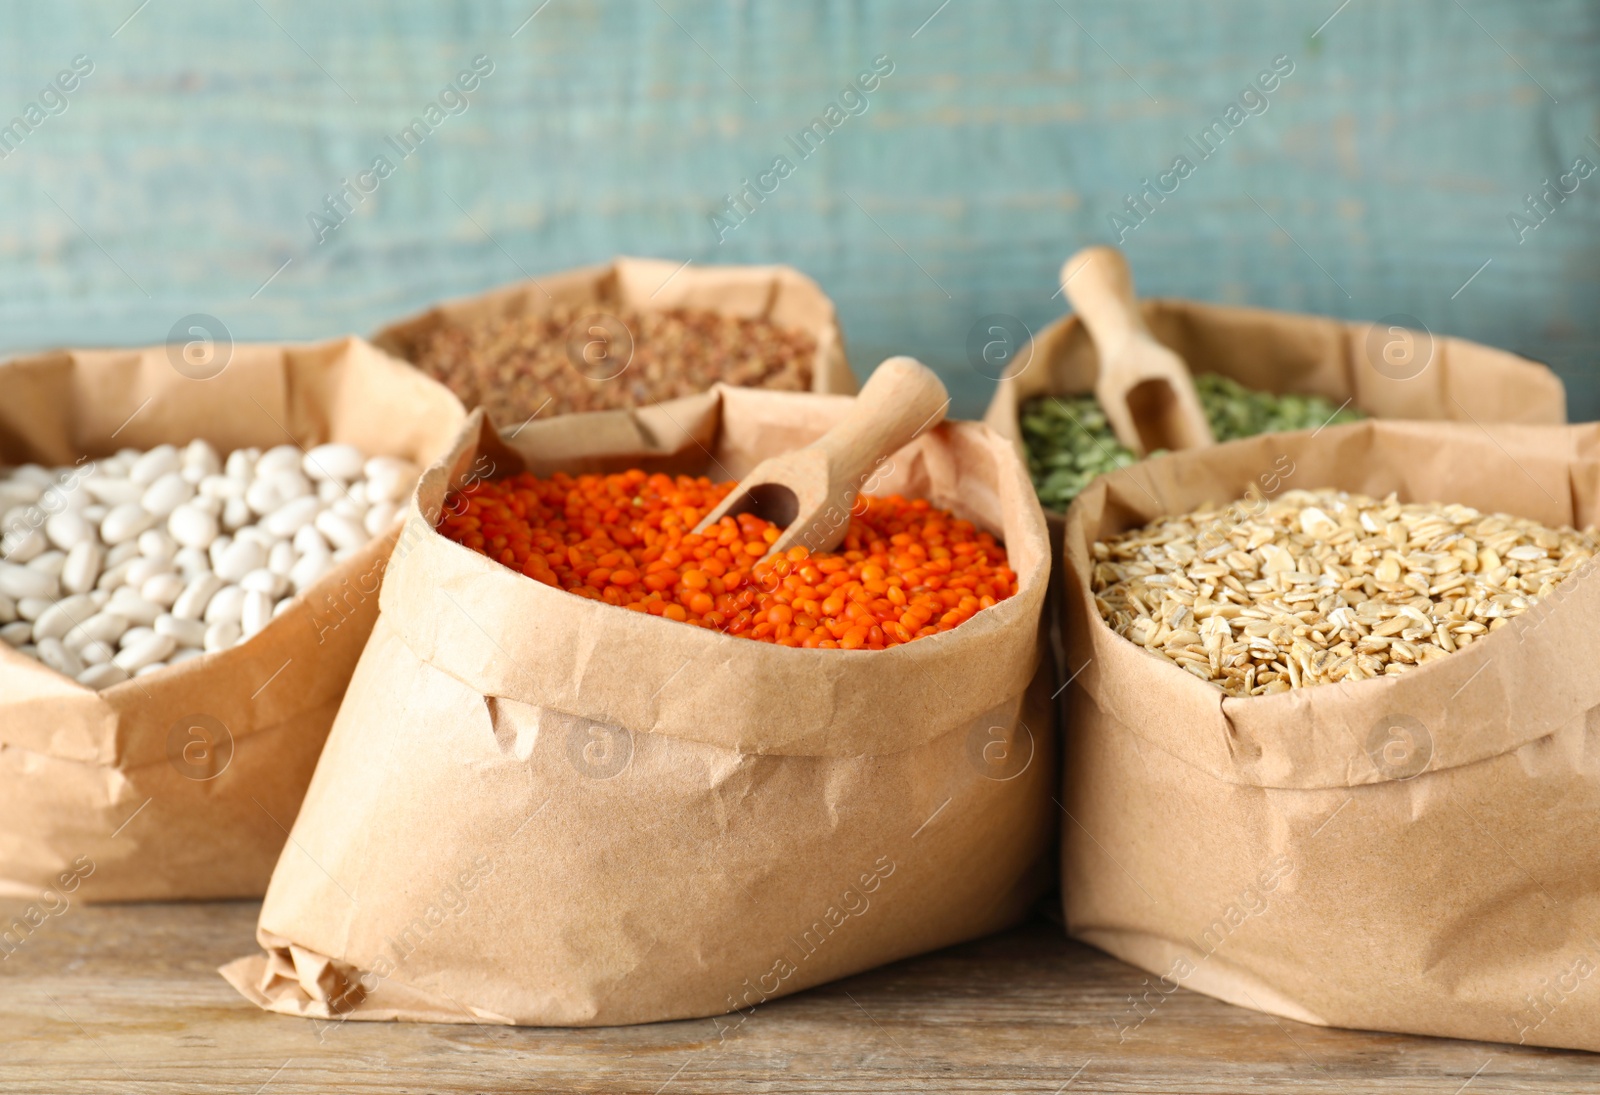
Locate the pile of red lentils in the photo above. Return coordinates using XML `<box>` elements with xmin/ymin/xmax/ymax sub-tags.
<box><xmin>436</xmin><ymin>469</ymin><xmax>1018</xmax><ymax>649</ymax></box>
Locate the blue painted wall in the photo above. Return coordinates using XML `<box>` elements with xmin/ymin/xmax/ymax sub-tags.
<box><xmin>0</xmin><ymin>1</ymin><xmax>1595</xmax><ymax>419</ymax></box>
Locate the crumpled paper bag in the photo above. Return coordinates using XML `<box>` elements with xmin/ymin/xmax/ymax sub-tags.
<box><xmin>223</xmin><ymin>384</ymin><xmax>1055</xmax><ymax>1026</ymax></box>
<box><xmin>1061</xmin><ymin>418</ymin><xmax>1600</xmax><ymax>1052</ymax></box>
<box><xmin>0</xmin><ymin>337</ymin><xmax>464</xmax><ymax>902</ymax></box>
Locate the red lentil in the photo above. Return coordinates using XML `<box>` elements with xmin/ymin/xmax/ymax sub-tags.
<box><xmin>436</xmin><ymin>469</ymin><xmax>1018</xmax><ymax>649</ymax></box>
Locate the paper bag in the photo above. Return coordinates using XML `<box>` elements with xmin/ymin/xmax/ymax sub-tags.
<box><xmin>1060</xmin><ymin>418</ymin><xmax>1600</xmax><ymax>1052</ymax></box>
<box><xmin>0</xmin><ymin>338</ymin><xmax>464</xmax><ymax>903</ymax></box>
<box><xmin>984</xmin><ymin>297</ymin><xmax>1568</xmax><ymax>525</ymax></box>
<box><xmin>222</xmin><ymin>385</ymin><xmax>1054</xmax><ymax>1027</ymax></box>
<box><xmin>372</xmin><ymin>255</ymin><xmax>857</xmax><ymax>414</ymax></box>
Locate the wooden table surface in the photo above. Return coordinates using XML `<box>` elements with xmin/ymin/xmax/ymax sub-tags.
<box><xmin>1</xmin><ymin>901</ymin><xmax>1594</xmax><ymax>1094</ymax></box>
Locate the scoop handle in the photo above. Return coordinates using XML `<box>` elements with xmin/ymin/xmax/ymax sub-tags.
<box><xmin>1062</xmin><ymin>246</ymin><xmax>1147</xmax><ymax>366</ymax></box>
<box><xmin>815</xmin><ymin>356</ymin><xmax>949</xmax><ymax>493</ymax></box>
<box><xmin>1064</xmin><ymin>245</ymin><xmax>1214</xmax><ymax>454</ymax></box>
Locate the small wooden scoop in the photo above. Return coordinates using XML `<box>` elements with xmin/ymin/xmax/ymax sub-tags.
<box><xmin>1062</xmin><ymin>245</ymin><xmax>1214</xmax><ymax>456</ymax></box>
<box><xmin>694</xmin><ymin>356</ymin><xmax>950</xmax><ymax>559</ymax></box>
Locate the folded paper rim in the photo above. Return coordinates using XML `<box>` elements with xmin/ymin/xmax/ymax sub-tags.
<box><xmin>983</xmin><ymin>296</ymin><xmax>1568</xmax><ymax>518</ymax></box>
<box><xmin>0</xmin><ymin>336</ymin><xmax>466</xmax><ymax>768</ymax></box>
<box><xmin>1061</xmin><ymin>418</ymin><xmax>1600</xmax><ymax>790</ymax></box>
<box><xmin>377</xmin><ymin>389</ymin><xmax>1050</xmax><ymax>758</ymax></box>
<box><xmin>371</xmin><ymin>254</ymin><xmax>858</xmax><ymax>401</ymax></box>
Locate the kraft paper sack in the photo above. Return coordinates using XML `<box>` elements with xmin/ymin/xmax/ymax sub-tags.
<box><xmin>0</xmin><ymin>338</ymin><xmax>464</xmax><ymax>902</ymax></box>
<box><xmin>222</xmin><ymin>385</ymin><xmax>1054</xmax><ymax>1027</ymax></box>
<box><xmin>1061</xmin><ymin>418</ymin><xmax>1600</xmax><ymax>1053</ymax></box>
<box><xmin>984</xmin><ymin>295</ymin><xmax>1568</xmax><ymax>528</ymax></box>
<box><xmin>373</xmin><ymin>255</ymin><xmax>858</xmax><ymax>410</ymax></box>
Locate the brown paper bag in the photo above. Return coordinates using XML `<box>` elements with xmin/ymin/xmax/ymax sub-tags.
<box><xmin>0</xmin><ymin>338</ymin><xmax>464</xmax><ymax>903</ymax></box>
<box><xmin>1061</xmin><ymin>418</ymin><xmax>1600</xmax><ymax>1053</ymax></box>
<box><xmin>984</xmin><ymin>297</ymin><xmax>1568</xmax><ymax>527</ymax></box>
<box><xmin>221</xmin><ymin>385</ymin><xmax>1054</xmax><ymax>1027</ymax></box>
<box><xmin>373</xmin><ymin>255</ymin><xmax>857</xmax><ymax>414</ymax></box>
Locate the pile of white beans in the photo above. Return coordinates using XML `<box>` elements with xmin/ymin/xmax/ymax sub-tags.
<box><xmin>0</xmin><ymin>440</ymin><xmax>418</xmax><ymax>689</ymax></box>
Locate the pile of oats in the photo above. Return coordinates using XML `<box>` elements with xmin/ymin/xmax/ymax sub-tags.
<box><xmin>1090</xmin><ymin>488</ymin><xmax>1594</xmax><ymax>696</ymax></box>
<box><xmin>408</xmin><ymin>299</ymin><xmax>817</xmax><ymax>422</ymax></box>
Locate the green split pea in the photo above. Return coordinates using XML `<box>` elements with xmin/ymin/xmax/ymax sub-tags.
<box><xmin>1021</xmin><ymin>374</ymin><xmax>1364</xmax><ymax>512</ymax></box>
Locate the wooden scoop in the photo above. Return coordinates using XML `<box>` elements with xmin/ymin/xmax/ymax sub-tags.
<box><xmin>1062</xmin><ymin>245</ymin><xmax>1214</xmax><ymax>456</ymax></box>
<box><xmin>694</xmin><ymin>356</ymin><xmax>950</xmax><ymax>559</ymax></box>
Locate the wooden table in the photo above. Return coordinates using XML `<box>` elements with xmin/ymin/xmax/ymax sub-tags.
<box><xmin>1</xmin><ymin>901</ymin><xmax>1592</xmax><ymax>1093</ymax></box>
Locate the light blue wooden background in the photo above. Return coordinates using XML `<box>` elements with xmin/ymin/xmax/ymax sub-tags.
<box><xmin>0</xmin><ymin>1</ymin><xmax>1595</xmax><ymax>419</ymax></box>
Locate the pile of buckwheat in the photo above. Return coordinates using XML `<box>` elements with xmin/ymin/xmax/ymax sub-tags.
<box><xmin>407</xmin><ymin>299</ymin><xmax>817</xmax><ymax>422</ymax></box>
<box><xmin>1090</xmin><ymin>488</ymin><xmax>1594</xmax><ymax>695</ymax></box>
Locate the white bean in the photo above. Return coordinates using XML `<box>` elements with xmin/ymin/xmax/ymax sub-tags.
<box><xmin>289</xmin><ymin>550</ymin><xmax>332</xmax><ymax>593</ymax></box>
<box><xmin>101</xmin><ymin>502</ymin><xmax>157</xmax><ymax>545</ymax></box>
<box><xmin>0</xmin><ymin>562</ymin><xmax>59</xmax><ymax>600</ymax></box>
<box><xmin>35</xmin><ymin>637</ymin><xmax>85</xmax><ymax>678</ymax></box>
<box><xmin>265</xmin><ymin>496</ymin><xmax>322</xmax><ymax>538</ymax></box>
<box><xmin>64</xmin><ymin>612</ymin><xmax>129</xmax><ymax>648</ymax></box>
<box><xmin>2</xmin><ymin>439</ymin><xmax>390</xmax><ymax>679</ymax></box>
<box><xmin>241</xmin><ymin>589</ymin><xmax>273</xmax><ymax>636</ymax></box>
<box><xmin>292</xmin><ymin>524</ymin><xmax>328</xmax><ymax>555</ymax></box>
<box><xmin>173</xmin><ymin>546</ymin><xmax>210</xmax><ymax>578</ymax></box>
<box><xmin>172</xmin><ymin>573</ymin><xmax>224</xmax><ymax>620</ymax></box>
<box><xmin>304</xmin><ymin>443</ymin><xmax>365</xmax><ymax>482</ymax></box>
<box><xmin>203</xmin><ymin>619</ymin><xmax>241</xmax><ymax>652</ymax></box>
<box><xmin>32</xmin><ymin>595</ymin><xmax>97</xmax><ymax>642</ymax></box>
<box><xmin>268</xmin><ymin>540</ymin><xmax>297</xmax><ymax>576</ymax></box>
<box><xmin>240</xmin><ymin>567</ymin><xmax>289</xmax><ymax>598</ymax></box>
<box><xmin>141</xmin><ymin>572</ymin><xmax>186</xmax><ymax>607</ymax></box>
<box><xmin>113</xmin><ymin>632</ymin><xmax>175</xmax><ymax>672</ymax></box>
<box><xmin>315</xmin><ymin>510</ymin><xmax>367</xmax><ymax>552</ymax></box>
<box><xmin>109</xmin><ymin>593</ymin><xmax>162</xmax><ymax>627</ymax></box>
<box><xmin>118</xmin><ymin>626</ymin><xmax>157</xmax><ymax>650</ymax></box>
<box><xmin>138</xmin><ymin>528</ymin><xmax>178</xmax><ymax>561</ymax></box>
<box><xmin>225</xmin><ymin>448</ymin><xmax>257</xmax><ymax>481</ymax></box>
<box><xmin>168</xmin><ymin>503</ymin><xmax>219</xmax><ymax>548</ymax></box>
<box><xmin>364</xmin><ymin>501</ymin><xmax>400</xmax><ymax>536</ymax></box>
<box><xmin>364</xmin><ymin>456</ymin><xmax>419</xmax><ymax>503</ymax></box>
<box><xmin>129</xmin><ymin>445</ymin><xmax>180</xmax><ymax>485</ymax></box>
<box><xmin>28</xmin><ymin>550</ymin><xmax>67</xmax><ymax>578</ymax></box>
<box><xmin>1</xmin><ymin>526</ymin><xmax>47</xmax><ymax>563</ymax></box>
<box><xmin>45</xmin><ymin>511</ymin><xmax>93</xmax><ymax>551</ymax></box>
<box><xmin>106</xmin><ymin>540</ymin><xmax>143</xmax><ymax>568</ymax></box>
<box><xmin>84</xmin><ymin>476</ymin><xmax>142</xmax><ymax>506</ymax></box>
<box><xmin>207</xmin><ymin>534</ymin><xmax>232</xmax><ymax>572</ymax></box>
<box><xmin>76</xmin><ymin>639</ymin><xmax>114</xmax><ymax>666</ymax></box>
<box><xmin>204</xmin><ymin>584</ymin><xmax>245</xmax><ymax>625</ymax></box>
<box><xmin>140</xmin><ymin>471</ymin><xmax>194</xmax><ymax>518</ymax></box>
<box><xmin>222</xmin><ymin>496</ymin><xmax>253</xmax><ymax>532</ymax></box>
<box><xmin>189</xmin><ymin>493</ymin><xmax>223</xmax><ymax>518</ymax></box>
<box><xmin>154</xmin><ymin>614</ymin><xmax>206</xmax><ymax>648</ymax></box>
<box><xmin>124</xmin><ymin>557</ymin><xmax>172</xmax><ymax>588</ymax></box>
<box><xmin>215</xmin><ymin>538</ymin><xmax>267</xmax><ymax>582</ymax></box>
<box><xmin>182</xmin><ymin>439</ymin><xmax>221</xmax><ymax>479</ymax></box>
<box><xmin>97</xmin><ymin>560</ymin><xmax>132</xmax><ymax>591</ymax></box>
<box><xmin>198</xmin><ymin>474</ymin><xmax>240</xmax><ymax>500</ymax></box>
<box><xmin>256</xmin><ymin>445</ymin><xmax>302</xmax><ymax>479</ymax></box>
<box><xmin>77</xmin><ymin>662</ymin><xmax>129</xmax><ymax>689</ymax></box>
<box><xmin>62</xmin><ymin>541</ymin><xmax>104</xmax><ymax>596</ymax></box>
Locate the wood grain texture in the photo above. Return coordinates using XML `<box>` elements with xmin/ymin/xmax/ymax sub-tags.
<box><xmin>0</xmin><ymin>901</ymin><xmax>1594</xmax><ymax>1093</ymax></box>
<box><xmin>0</xmin><ymin>1</ymin><xmax>1593</xmax><ymax>422</ymax></box>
